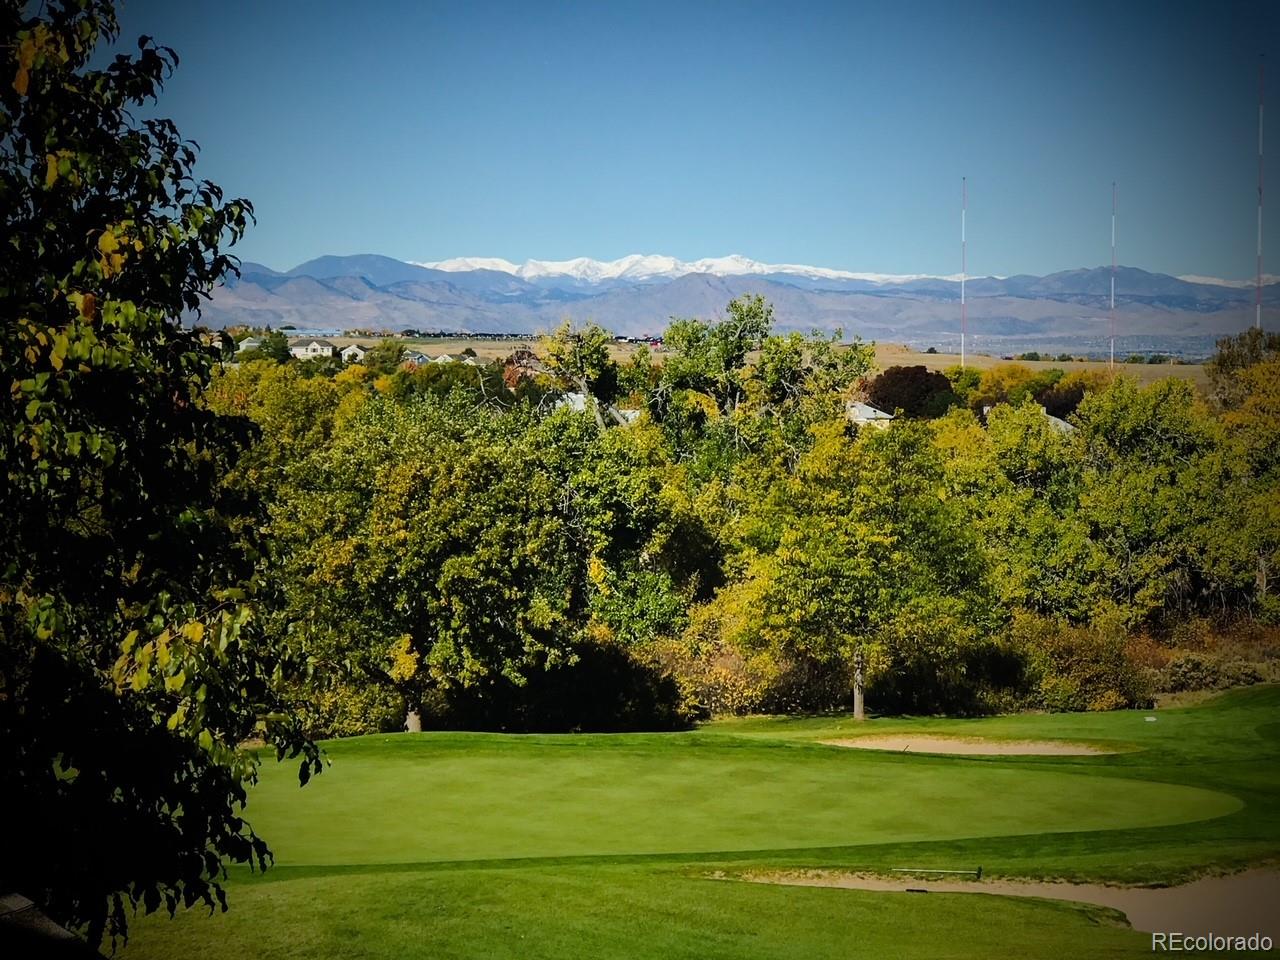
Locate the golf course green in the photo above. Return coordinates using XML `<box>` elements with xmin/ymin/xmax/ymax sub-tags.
<box><xmin>117</xmin><ymin>686</ymin><xmax>1280</xmax><ymax>959</ymax></box>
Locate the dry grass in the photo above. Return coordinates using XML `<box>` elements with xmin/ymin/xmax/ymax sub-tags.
<box><xmin>873</xmin><ymin>343</ymin><xmax>1208</xmax><ymax>389</ymax></box>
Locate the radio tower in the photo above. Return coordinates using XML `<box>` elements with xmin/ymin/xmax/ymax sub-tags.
<box><xmin>961</xmin><ymin>176</ymin><xmax>967</xmax><ymax>368</ymax></box>
<box><xmin>1258</xmin><ymin>59</ymin><xmax>1265</xmax><ymax>330</ymax></box>
<box><xmin>1110</xmin><ymin>182</ymin><xmax>1117</xmax><ymax>368</ymax></box>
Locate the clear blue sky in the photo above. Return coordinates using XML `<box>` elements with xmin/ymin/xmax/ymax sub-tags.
<box><xmin>116</xmin><ymin>0</ymin><xmax>1277</xmax><ymax>278</ymax></box>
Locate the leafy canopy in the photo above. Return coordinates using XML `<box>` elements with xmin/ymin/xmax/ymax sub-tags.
<box><xmin>0</xmin><ymin>1</ymin><xmax>317</xmax><ymax>946</ymax></box>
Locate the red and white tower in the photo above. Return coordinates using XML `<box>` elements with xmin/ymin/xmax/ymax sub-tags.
<box><xmin>1110</xmin><ymin>181</ymin><xmax>1117</xmax><ymax>368</ymax></box>
<box><xmin>1258</xmin><ymin>59</ymin><xmax>1265</xmax><ymax>330</ymax></box>
<box><xmin>961</xmin><ymin>176</ymin><xmax>967</xmax><ymax>367</ymax></box>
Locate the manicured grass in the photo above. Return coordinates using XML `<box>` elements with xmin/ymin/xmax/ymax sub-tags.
<box><xmin>118</xmin><ymin>865</ymin><xmax>1159</xmax><ymax>960</ymax></box>
<box><xmin>117</xmin><ymin>686</ymin><xmax>1280</xmax><ymax>959</ymax></box>
<box><xmin>245</xmin><ymin>733</ymin><xmax>1237</xmax><ymax>866</ymax></box>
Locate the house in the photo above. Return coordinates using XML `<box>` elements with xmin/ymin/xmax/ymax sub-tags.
<box><xmin>1045</xmin><ymin>413</ymin><xmax>1076</xmax><ymax>433</ymax></box>
<box><xmin>459</xmin><ymin>356</ymin><xmax>483</xmax><ymax>367</ymax></box>
<box><xmin>555</xmin><ymin>391</ymin><xmax>588</xmax><ymax>413</ymax></box>
<box><xmin>401</xmin><ymin>351</ymin><xmax>431</xmax><ymax>367</ymax></box>
<box><xmin>289</xmin><ymin>338</ymin><xmax>336</xmax><ymax>360</ymax></box>
<box><xmin>432</xmin><ymin>354</ymin><xmax>455</xmax><ymax>364</ymax></box>
<box><xmin>341</xmin><ymin>343</ymin><xmax>369</xmax><ymax>363</ymax></box>
<box><xmin>502</xmin><ymin>348</ymin><xmax>543</xmax><ymax>388</ymax></box>
<box><xmin>846</xmin><ymin>400</ymin><xmax>894</xmax><ymax>427</ymax></box>
<box><xmin>237</xmin><ymin>336</ymin><xmax>262</xmax><ymax>352</ymax></box>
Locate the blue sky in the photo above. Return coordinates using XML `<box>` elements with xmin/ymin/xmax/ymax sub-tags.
<box><xmin>117</xmin><ymin>0</ymin><xmax>1277</xmax><ymax>278</ymax></box>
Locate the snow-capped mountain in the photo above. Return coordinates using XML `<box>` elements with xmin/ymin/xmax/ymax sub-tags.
<box><xmin>206</xmin><ymin>252</ymin><xmax>1280</xmax><ymax>351</ymax></box>
<box><xmin>1177</xmin><ymin>274</ymin><xmax>1280</xmax><ymax>289</ymax></box>
<box><xmin>417</xmin><ymin>253</ymin><xmax>969</xmax><ymax>285</ymax></box>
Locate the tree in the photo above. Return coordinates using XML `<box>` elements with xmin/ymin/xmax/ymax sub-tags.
<box><xmin>943</xmin><ymin>364</ymin><xmax>981</xmax><ymax>402</ymax></box>
<box><xmin>1033</xmin><ymin>370</ymin><xmax>1108</xmax><ymax>419</ymax></box>
<box><xmin>966</xmin><ymin>363</ymin><xmax>1065</xmax><ymax>414</ymax></box>
<box><xmin>651</xmin><ymin>299</ymin><xmax>872</xmax><ymax>471</ymax></box>
<box><xmin>865</xmin><ymin>365</ymin><xmax>957</xmax><ymax>418</ymax></box>
<box><xmin>712</xmin><ymin>420</ymin><xmax>992</xmax><ymax>719</ymax></box>
<box><xmin>1074</xmin><ymin>378</ymin><xmax>1237</xmax><ymax>622</ymax></box>
<box><xmin>541</xmin><ymin>319</ymin><xmax>621</xmax><ymax>429</ymax></box>
<box><xmin>362</xmin><ymin>338</ymin><xmax>406</xmax><ymax>375</ymax></box>
<box><xmin>1206</xmin><ymin>328</ymin><xmax>1280</xmax><ymax>410</ymax></box>
<box><xmin>656</xmin><ymin>295</ymin><xmax>772</xmax><ymax>419</ymax></box>
<box><xmin>270</xmin><ymin>396</ymin><xmax>595</xmax><ymax>724</ymax></box>
<box><xmin>0</xmin><ymin>2</ymin><xmax>318</xmax><ymax>946</ymax></box>
<box><xmin>258</xmin><ymin>329</ymin><xmax>291</xmax><ymax>363</ymax></box>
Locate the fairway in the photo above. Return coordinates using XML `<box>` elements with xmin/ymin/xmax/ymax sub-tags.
<box><xmin>248</xmin><ymin>734</ymin><xmax>1238</xmax><ymax>865</ymax></box>
<box><xmin>119</xmin><ymin>687</ymin><xmax>1280</xmax><ymax>959</ymax></box>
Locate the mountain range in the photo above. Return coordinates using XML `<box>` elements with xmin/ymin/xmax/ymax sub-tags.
<box><xmin>202</xmin><ymin>253</ymin><xmax>1280</xmax><ymax>352</ymax></box>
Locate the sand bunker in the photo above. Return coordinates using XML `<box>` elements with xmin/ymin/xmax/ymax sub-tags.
<box><xmin>742</xmin><ymin>869</ymin><xmax>1280</xmax><ymax>938</ymax></box>
<box><xmin>819</xmin><ymin>735</ymin><xmax>1116</xmax><ymax>756</ymax></box>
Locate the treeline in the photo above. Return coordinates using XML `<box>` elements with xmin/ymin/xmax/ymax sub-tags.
<box><xmin>208</xmin><ymin>304</ymin><xmax>1280</xmax><ymax>732</ymax></box>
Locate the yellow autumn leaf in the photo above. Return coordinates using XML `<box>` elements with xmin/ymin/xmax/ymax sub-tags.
<box><xmin>97</xmin><ymin>231</ymin><xmax>119</xmax><ymax>254</ymax></box>
<box><xmin>45</xmin><ymin>154</ymin><xmax>57</xmax><ymax>187</ymax></box>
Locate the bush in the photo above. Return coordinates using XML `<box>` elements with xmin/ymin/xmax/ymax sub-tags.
<box><xmin>1160</xmin><ymin>653</ymin><xmax>1265</xmax><ymax>693</ymax></box>
<box><xmin>870</xmin><ymin>637</ymin><xmax>1025</xmax><ymax>716</ymax></box>
<box><xmin>654</xmin><ymin>637</ymin><xmax>851</xmax><ymax>717</ymax></box>
<box><xmin>301</xmin><ymin>677</ymin><xmax>407</xmax><ymax>739</ymax></box>
<box><xmin>428</xmin><ymin>642</ymin><xmax>691</xmax><ymax>732</ymax></box>
<box><xmin>1012</xmin><ymin>613</ymin><xmax>1153</xmax><ymax>711</ymax></box>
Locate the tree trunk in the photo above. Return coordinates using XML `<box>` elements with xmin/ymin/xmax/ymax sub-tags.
<box><xmin>853</xmin><ymin>648</ymin><xmax>865</xmax><ymax>721</ymax></box>
<box><xmin>404</xmin><ymin>708</ymin><xmax>422</xmax><ymax>733</ymax></box>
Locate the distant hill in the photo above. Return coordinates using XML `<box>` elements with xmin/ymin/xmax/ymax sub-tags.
<box><xmin>201</xmin><ymin>252</ymin><xmax>1280</xmax><ymax>349</ymax></box>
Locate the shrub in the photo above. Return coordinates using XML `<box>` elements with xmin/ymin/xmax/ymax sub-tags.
<box><xmin>301</xmin><ymin>678</ymin><xmax>407</xmax><ymax>739</ymax></box>
<box><xmin>654</xmin><ymin>636</ymin><xmax>851</xmax><ymax>717</ymax></box>
<box><xmin>431</xmin><ymin>642</ymin><xmax>691</xmax><ymax>732</ymax></box>
<box><xmin>1012</xmin><ymin>613</ymin><xmax>1153</xmax><ymax>711</ymax></box>
<box><xmin>1160</xmin><ymin>652</ymin><xmax>1265</xmax><ymax>693</ymax></box>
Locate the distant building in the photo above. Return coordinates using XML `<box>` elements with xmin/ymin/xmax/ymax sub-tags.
<box><xmin>846</xmin><ymin>400</ymin><xmax>894</xmax><ymax>427</ymax></box>
<box><xmin>290</xmin><ymin>338</ymin><xmax>336</xmax><ymax>360</ymax></box>
<box><xmin>502</xmin><ymin>348</ymin><xmax>542</xmax><ymax>388</ymax></box>
<box><xmin>401</xmin><ymin>351</ymin><xmax>431</xmax><ymax>367</ymax></box>
<box><xmin>341</xmin><ymin>343</ymin><xmax>369</xmax><ymax>362</ymax></box>
<box><xmin>432</xmin><ymin>354</ymin><xmax>455</xmax><ymax>364</ymax></box>
<box><xmin>1044</xmin><ymin>413</ymin><xmax>1076</xmax><ymax>433</ymax></box>
<box><xmin>237</xmin><ymin>336</ymin><xmax>262</xmax><ymax>352</ymax></box>
<box><xmin>555</xmin><ymin>391</ymin><xmax>588</xmax><ymax>413</ymax></box>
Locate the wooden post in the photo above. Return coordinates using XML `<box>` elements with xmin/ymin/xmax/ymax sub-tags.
<box><xmin>853</xmin><ymin>647</ymin><xmax>865</xmax><ymax>721</ymax></box>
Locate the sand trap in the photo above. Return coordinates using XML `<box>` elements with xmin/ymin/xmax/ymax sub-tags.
<box><xmin>741</xmin><ymin>869</ymin><xmax>1280</xmax><ymax>937</ymax></box>
<box><xmin>819</xmin><ymin>735</ymin><xmax>1116</xmax><ymax>756</ymax></box>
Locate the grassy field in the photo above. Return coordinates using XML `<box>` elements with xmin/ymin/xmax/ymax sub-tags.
<box><xmin>117</xmin><ymin>686</ymin><xmax>1280</xmax><ymax>959</ymax></box>
<box><xmin>873</xmin><ymin>343</ymin><xmax>1209</xmax><ymax>389</ymax></box>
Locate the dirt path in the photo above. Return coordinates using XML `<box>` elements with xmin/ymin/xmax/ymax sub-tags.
<box><xmin>742</xmin><ymin>869</ymin><xmax>1280</xmax><ymax>937</ymax></box>
<box><xmin>819</xmin><ymin>736</ymin><xmax>1117</xmax><ymax>756</ymax></box>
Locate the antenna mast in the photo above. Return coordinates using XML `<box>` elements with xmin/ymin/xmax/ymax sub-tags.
<box><xmin>1110</xmin><ymin>181</ymin><xmax>1117</xmax><ymax>369</ymax></box>
<box><xmin>961</xmin><ymin>176</ymin><xmax>967</xmax><ymax>368</ymax></box>
<box><xmin>1259</xmin><ymin>59</ymin><xmax>1265</xmax><ymax>330</ymax></box>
